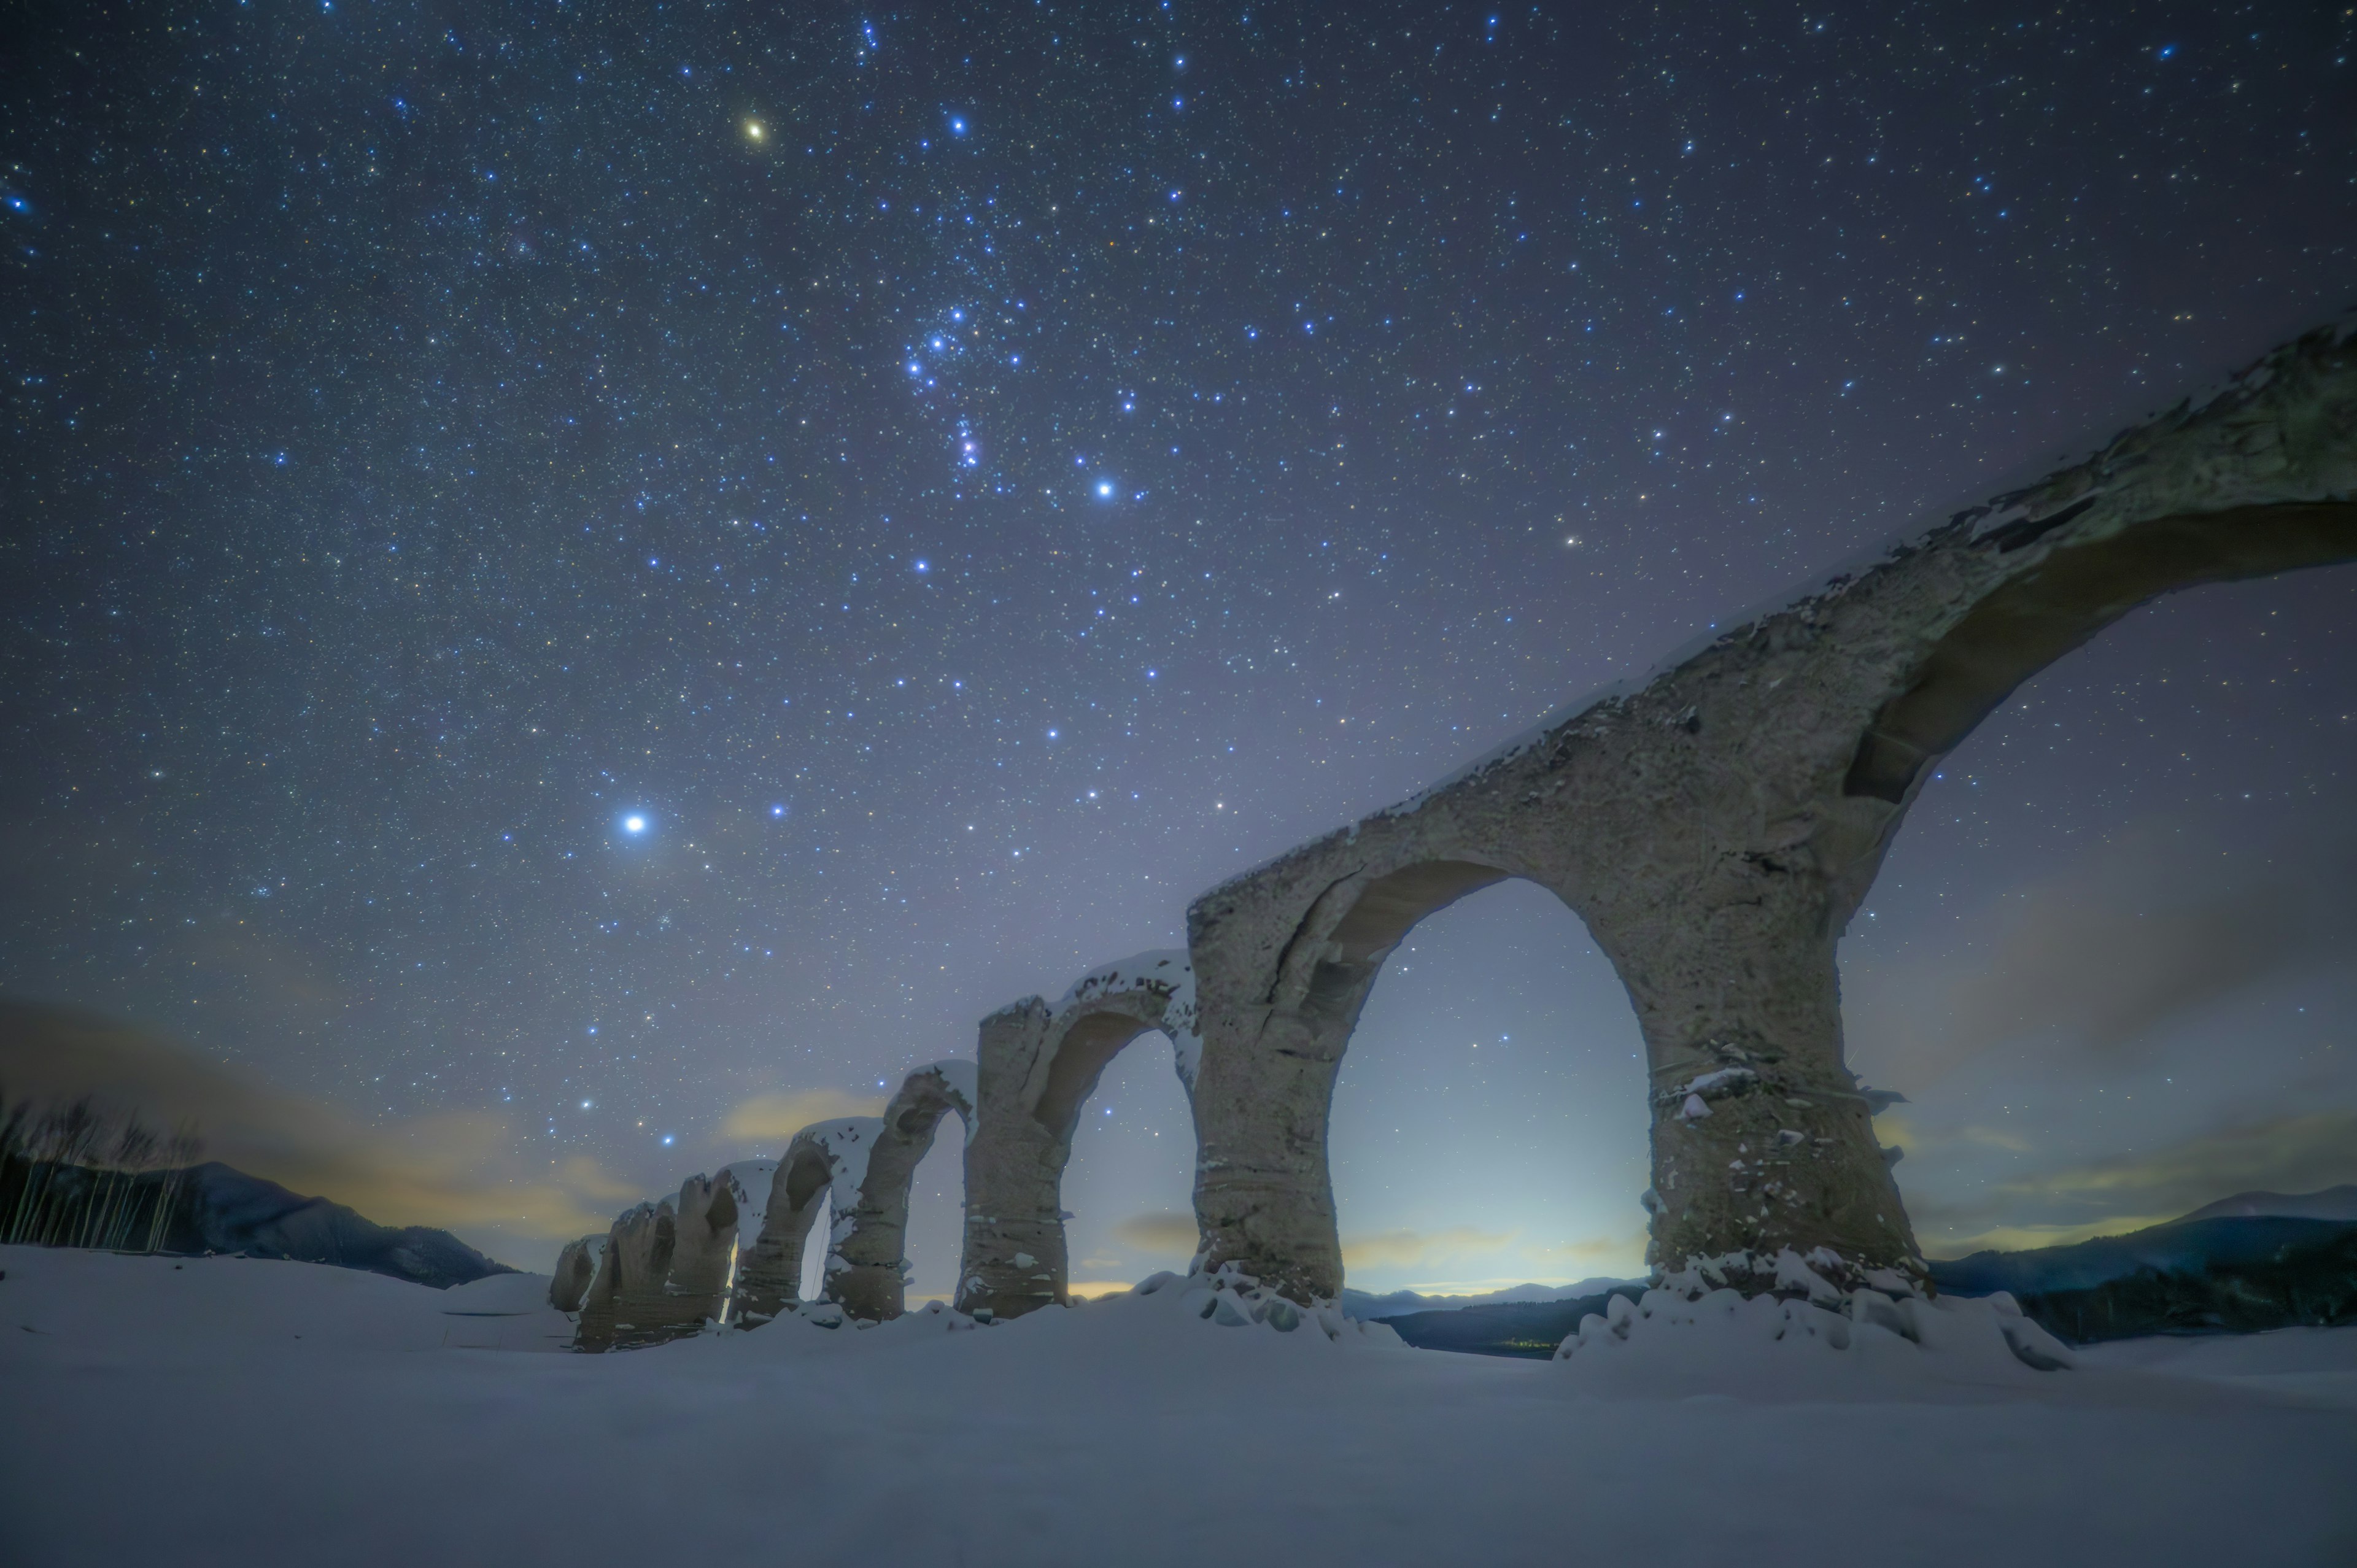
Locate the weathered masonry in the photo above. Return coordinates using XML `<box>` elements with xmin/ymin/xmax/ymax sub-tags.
<box><xmin>560</xmin><ymin>317</ymin><xmax>2357</xmax><ymax>1332</ymax></box>
<box><xmin>1183</xmin><ymin>317</ymin><xmax>2357</xmax><ymax>1303</ymax></box>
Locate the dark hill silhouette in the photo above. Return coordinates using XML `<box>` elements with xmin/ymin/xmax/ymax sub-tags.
<box><xmin>1</xmin><ymin>1156</ymin><xmax>514</xmax><ymax>1290</ymax></box>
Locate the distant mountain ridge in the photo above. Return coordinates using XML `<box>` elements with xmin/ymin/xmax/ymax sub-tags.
<box><xmin>2173</xmin><ymin>1186</ymin><xmax>2357</xmax><ymax>1224</ymax></box>
<box><xmin>1916</xmin><ymin>1186</ymin><xmax>2357</xmax><ymax>1342</ymax></box>
<box><xmin>2</xmin><ymin>1157</ymin><xmax>514</xmax><ymax>1291</ymax></box>
<box><xmin>1375</xmin><ymin>1189</ymin><xmax>2357</xmax><ymax>1358</ymax></box>
<box><xmin>1340</xmin><ymin>1276</ymin><xmax>1641</xmax><ymax>1321</ymax></box>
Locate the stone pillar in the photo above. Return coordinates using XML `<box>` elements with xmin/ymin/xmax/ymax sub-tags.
<box><xmin>734</xmin><ymin>1120</ymin><xmax>878</xmax><ymax>1320</ymax></box>
<box><xmin>548</xmin><ymin>1233</ymin><xmax>604</xmax><ymax>1313</ymax></box>
<box><xmin>664</xmin><ymin>1173</ymin><xmax>739</xmax><ymax>1320</ymax></box>
<box><xmin>575</xmin><ymin>1200</ymin><xmax>685</xmax><ymax>1351</ymax></box>
<box><xmin>1603</xmin><ymin>885</ymin><xmax>1918</xmax><ymax>1289</ymax></box>
<box><xmin>956</xmin><ymin>1000</ymin><xmax>1068</xmax><ymax>1319</ymax></box>
<box><xmin>1186</xmin><ymin>965</ymin><xmax>1368</xmax><ymax>1306</ymax></box>
<box><xmin>835</xmin><ymin>1063</ymin><xmax>973</xmax><ymax>1322</ymax></box>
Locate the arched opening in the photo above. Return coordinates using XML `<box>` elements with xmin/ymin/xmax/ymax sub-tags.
<box><xmin>1331</xmin><ymin>876</ymin><xmax>1651</xmax><ymax>1300</ymax></box>
<box><xmin>1841</xmin><ymin>560</ymin><xmax>2357</xmax><ymax>1267</ymax></box>
<box><xmin>956</xmin><ymin>968</ymin><xmax>1196</xmax><ymax>1317</ymax></box>
<box><xmin>1032</xmin><ymin>1010</ymin><xmax>1167</xmax><ymax>1139</ymax></box>
<box><xmin>835</xmin><ymin>1066</ymin><xmax>972</xmax><ymax>1319</ymax></box>
<box><xmin>1052</xmin><ymin>1022</ymin><xmax>1198</xmax><ymax>1295</ymax></box>
<box><xmin>737</xmin><ymin>1124</ymin><xmax>878</xmax><ymax>1319</ymax></box>
<box><xmin>1847</xmin><ymin>502</ymin><xmax>2357</xmax><ymax>803</ymax></box>
<box><xmin>899</xmin><ymin>1123</ymin><xmax>966</xmax><ymax>1305</ymax></box>
<box><xmin>1280</xmin><ymin>859</ymin><xmax>1507</xmax><ymax>1018</ymax></box>
<box><xmin>794</xmin><ymin>1189</ymin><xmax>830</xmax><ymax>1304</ymax></box>
<box><xmin>780</xmin><ymin>1146</ymin><xmax>833</xmax><ymax>1304</ymax></box>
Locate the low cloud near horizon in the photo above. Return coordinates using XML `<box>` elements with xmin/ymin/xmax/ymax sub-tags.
<box><xmin>1115</xmin><ymin>1211</ymin><xmax>1198</xmax><ymax>1252</ymax></box>
<box><xmin>1846</xmin><ymin>818</ymin><xmax>2357</xmax><ymax>1089</ymax></box>
<box><xmin>1906</xmin><ymin>1106</ymin><xmax>2357</xmax><ymax>1256</ymax></box>
<box><xmin>1844</xmin><ymin>816</ymin><xmax>2357</xmax><ymax>1248</ymax></box>
<box><xmin>1110</xmin><ymin>1211</ymin><xmax>1642</xmax><ymax>1289</ymax></box>
<box><xmin>1118</xmin><ymin>1215</ymin><xmax>1530</xmax><ymax>1275</ymax></box>
<box><xmin>1339</xmin><ymin>1225</ymin><xmax>1520</xmax><ymax>1272</ymax></box>
<box><xmin>0</xmin><ymin>998</ymin><xmax>644</xmax><ymax>1262</ymax></box>
<box><xmin>719</xmin><ymin>1089</ymin><xmax>884</xmax><ymax>1143</ymax></box>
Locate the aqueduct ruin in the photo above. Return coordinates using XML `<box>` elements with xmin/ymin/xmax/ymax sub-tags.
<box><xmin>560</xmin><ymin>315</ymin><xmax>2357</xmax><ymax>1336</ymax></box>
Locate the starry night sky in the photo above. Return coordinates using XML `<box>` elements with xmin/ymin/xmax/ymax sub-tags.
<box><xmin>5</xmin><ymin>1</ymin><xmax>2356</xmax><ymax>1289</ymax></box>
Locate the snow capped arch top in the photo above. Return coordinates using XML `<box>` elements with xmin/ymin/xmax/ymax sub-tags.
<box><xmin>731</xmin><ymin>1116</ymin><xmax>885</xmax><ymax>1318</ymax></box>
<box><xmin>884</xmin><ymin>1059</ymin><xmax>978</xmax><ymax>1145</ymax></box>
<box><xmin>778</xmin><ymin>1117</ymin><xmax>883</xmax><ymax>1222</ymax></box>
<box><xmin>1025</xmin><ymin>949</ymin><xmax>1204</xmax><ymax>1137</ymax></box>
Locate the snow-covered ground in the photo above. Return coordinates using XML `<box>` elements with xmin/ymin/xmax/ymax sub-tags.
<box><xmin>2</xmin><ymin>1246</ymin><xmax>2353</xmax><ymax>1567</ymax></box>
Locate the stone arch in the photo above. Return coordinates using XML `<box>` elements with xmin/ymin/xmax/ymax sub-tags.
<box><xmin>1189</xmin><ymin>855</ymin><xmax>1610</xmax><ymax>1308</ymax></box>
<box><xmin>832</xmin><ymin>1062</ymin><xmax>977</xmax><ymax>1322</ymax></box>
<box><xmin>709</xmin><ymin>1157</ymin><xmax>775</xmax><ymax>1324</ymax></box>
<box><xmin>1186</xmin><ymin>315</ymin><xmax>2357</xmax><ymax>1305</ymax></box>
<box><xmin>956</xmin><ymin>952</ymin><xmax>1200</xmax><ymax>1320</ymax></box>
<box><xmin>575</xmin><ymin>1199</ymin><xmax>681</xmax><ymax>1351</ymax></box>
<box><xmin>1843</xmin><ymin>503</ymin><xmax>2357</xmax><ymax>807</ymax></box>
<box><xmin>572</xmin><ymin>1173</ymin><xmax>746</xmax><ymax>1350</ymax></box>
<box><xmin>733</xmin><ymin>1118</ymin><xmax>881</xmax><ymax>1320</ymax></box>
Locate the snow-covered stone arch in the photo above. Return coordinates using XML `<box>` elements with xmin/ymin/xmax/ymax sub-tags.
<box><xmin>733</xmin><ymin>1118</ymin><xmax>881</xmax><ymax>1320</ymax></box>
<box><xmin>956</xmin><ymin>953</ymin><xmax>1201</xmax><ymax>1320</ymax></box>
<box><xmin>570</xmin><ymin>1172</ymin><xmax>751</xmax><ymax>1348</ymax></box>
<box><xmin>1186</xmin><ymin>317</ymin><xmax>2357</xmax><ymax>1305</ymax></box>
<box><xmin>575</xmin><ymin>1199</ymin><xmax>683</xmax><ymax>1351</ymax></box>
<box><xmin>833</xmin><ymin>1062</ymin><xmax>977</xmax><ymax>1322</ymax></box>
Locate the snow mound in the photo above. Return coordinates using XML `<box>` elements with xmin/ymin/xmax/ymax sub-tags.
<box><xmin>1118</xmin><ymin>1266</ymin><xmax>1407</xmax><ymax>1347</ymax></box>
<box><xmin>9</xmin><ymin>1244</ymin><xmax>2357</xmax><ymax>1564</ymax></box>
<box><xmin>1553</xmin><ymin>1278</ymin><xmax>2078</xmax><ymax>1399</ymax></box>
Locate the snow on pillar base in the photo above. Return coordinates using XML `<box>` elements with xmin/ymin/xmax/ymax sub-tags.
<box><xmin>1555</xmin><ymin>1250</ymin><xmax>2075</xmax><ymax>1380</ymax></box>
<box><xmin>837</xmin><ymin>1062</ymin><xmax>975</xmax><ymax>1323</ymax></box>
<box><xmin>1619</xmin><ymin>903</ymin><xmax>1925</xmax><ymax>1286</ymax></box>
<box><xmin>957</xmin><ymin>998</ymin><xmax>1070</xmax><ymax>1321</ymax></box>
<box><xmin>1644</xmin><ymin>1046</ymin><xmax>1922</xmax><ymax>1288</ymax></box>
<box><xmin>1189</xmin><ymin>1002</ymin><xmax>1352</xmax><ymax>1307</ymax></box>
<box><xmin>830</xmin><ymin>1263</ymin><xmax>903</xmax><ymax>1323</ymax></box>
